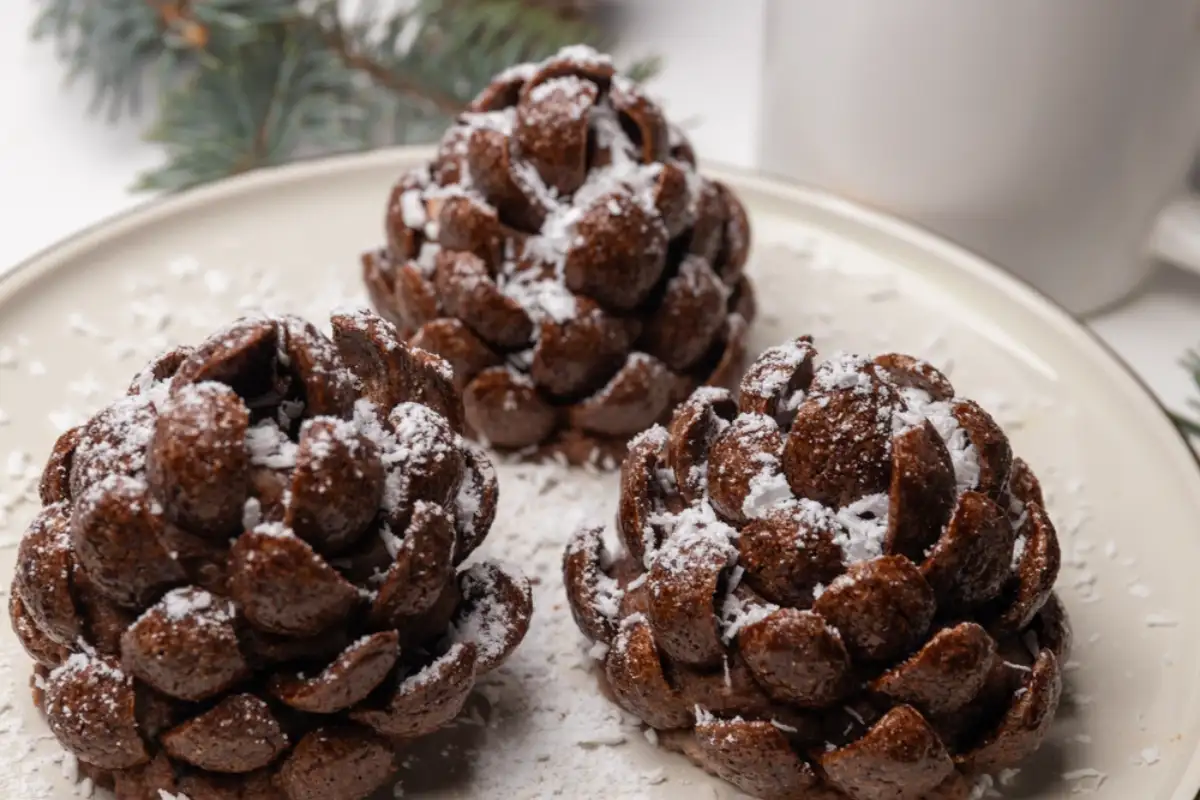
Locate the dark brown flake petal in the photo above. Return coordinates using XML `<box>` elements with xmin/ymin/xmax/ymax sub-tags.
<box><xmin>112</xmin><ymin>750</ymin><xmax>178</xmax><ymax>800</ymax></box>
<box><xmin>651</xmin><ymin>160</ymin><xmax>692</xmax><ymax>238</ymax></box>
<box><xmin>465</xmin><ymin>126</ymin><xmax>550</xmax><ymax>232</ymax></box>
<box><xmin>951</xmin><ymin>400</ymin><xmax>1012</xmax><ymax>500</ymax></box>
<box><xmin>275</xmin><ymin>725</ymin><xmax>395</xmax><ymax>800</ymax></box>
<box><xmin>370</xmin><ymin>502</ymin><xmax>456</xmax><ymax>628</ymax></box>
<box><xmin>819</xmin><ymin>705</ymin><xmax>955</xmax><ymax>800</ymax></box>
<box><xmin>616</xmin><ymin>427</ymin><xmax>672</xmax><ymax>564</ymax></box>
<box><xmin>686</xmin><ymin>717</ymin><xmax>820</xmax><ymax>799</ymax></box>
<box><xmin>921</xmin><ymin>491</ymin><xmax>1015</xmax><ymax>610</ymax></box>
<box><xmin>384</xmin><ymin>402</ymin><xmax>466</xmax><ymax>522</ymax></box>
<box><xmin>276</xmin><ymin>316</ymin><xmax>357</xmax><ymax>419</ymax></box>
<box><xmin>453</xmin><ymin>561</ymin><xmax>533</xmax><ymax>673</ymax></box>
<box><xmin>170</xmin><ymin>316</ymin><xmax>280</xmax><ymax>402</ymax></box>
<box><xmin>874</xmin><ymin>354</ymin><xmax>955</xmax><ymax>401</ymax></box>
<box><xmin>285</xmin><ymin>416</ymin><xmax>383</xmax><ymax>555</ymax></box>
<box><xmin>435</xmin><ymin>250</ymin><xmax>534</xmax><ymax>350</ymax></box>
<box><xmin>739</xmin><ymin>608</ymin><xmax>851</xmax><ymax>708</ymax></box>
<box><xmin>1008</xmin><ymin>457</ymin><xmax>1045</xmax><ymax>509</ymax></box>
<box><xmin>350</xmin><ymin>641</ymin><xmax>478</xmax><ymax>737</ymax></box>
<box><xmin>161</xmin><ymin>694</ymin><xmax>287</xmax><ymax>773</ymax></box>
<box><xmin>435</xmin><ymin>193</ymin><xmax>504</xmax><ymax>267</ymax></box>
<box><xmin>885</xmin><ymin>420</ymin><xmax>957</xmax><ymax>562</ymax></box>
<box><xmin>568</xmin><ymin>352</ymin><xmax>673</xmax><ymax>436</ymax></box>
<box><xmin>237</xmin><ymin>626</ymin><xmax>351</xmax><ymax>669</ymax></box>
<box><xmin>121</xmin><ymin>586</ymin><xmax>249</xmax><ymax>701</ymax></box>
<box><xmin>995</xmin><ymin>503</ymin><xmax>1062</xmax><ymax>632</ymax></box>
<box><xmin>9</xmin><ymin>591</ymin><xmax>68</xmax><ymax>668</ymax></box>
<box><xmin>737</xmin><ymin>337</ymin><xmax>815</xmax><ymax>426</ymax></box>
<box><xmin>515</xmin><ymin>75</ymin><xmax>597</xmax><ymax>195</ymax></box>
<box><xmin>707</xmin><ymin>414</ymin><xmax>785</xmax><ymax>525</ymax></box>
<box><xmin>715</xmin><ymin>181</ymin><xmax>752</xmax><ymax>285</ymax></box>
<box><xmin>229</xmin><ymin>526</ymin><xmax>360</xmax><ymax>637</ymax></box>
<box><xmin>468</xmin><ymin>68</ymin><xmax>528</xmax><ymax>112</ymax></box>
<box><xmin>871</xmin><ymin>622</ymin><xmax>997</xmax><ymax>716</ymax></box>
<box><xmin>563</xmin><ymin>526</ymin><xmax>620</xmax><ymax>644</ymax></box>
<box><xmin>646</xmin><ymin>529</ymin><xmax>732</xmax><ymax>667</ymax></box>
<box><xmin>39</xmin><ymin>425</ymin><xmax>81</xmax><ymax>504</ymax></box>
<box><xmin>69</xmin><ymin>395</ymin><xmax>157</xmax><ymax>498</ymax></box>
<box><xmin>563</xmin><ymin>192</ymin><xmax>669</xmax><ymax>312</ymax></box>
<box><xmin>452</xmin><ymin>441</ymin><xmax>498</xmax><ymax>565</ymax></box>
<box><xmin>71</xmin><ymin>475</ymin><xmax>186</xmax><ymax>608</ymax></box>
<box><xmin>270</xmin><ymin>630</ymin><xmax>399</xmax><ymax>714</ymax></box>
<box><xmin>783</xmin><ymin>384</ymin><xmax>895</xmax><ymax>509</ymax></box>
<box><xmin>15</xmin><ymin>503</ymin><xmax>81</xmax><ymax>646</ymax></box>
<box><xmin>328</xmin><ymin>309</ymin><xmax>420</xmax><ymax>411</ymax></box>
<box><xmin>530</xmin><ymin>296</ymin><xmax>642</xmax><ymax>398</ymax></box>
<box><xmin>641</xmin><ymin>256</ymin><xmax>729</xmax><ymax>372</ymax></box>
<box><xmin>392</xmin><ymin>259</ymin><xmax>443</xmax><ymax>334</ymax></box>
<box><xmin>812</xmin><ymin>556</ymin><xmax>936</xmax><ymax>663</ymax></box>
<box><xmin>176</xmin><ymin>769</ymin><xmax>283</xmax><ymax>800</ymax></box>
<box><xmin>674</xmin><ymin>654</ymin><xmax>776</xmax><ymax>720</ymax></box>
<box><xmin>409</xmin><ymin>318</ymin><xmax>501</xmax><ymax>391</ymax></box>
<box><xmin>148</xmin><ymin>381</ymin><xmax>250</xmax><ymax>540</ymax></box>
<box><xmin>705</xmin><ymin>313</ymin><xmax>750</xmax><ymax>393</ymax></box>
<box><xmin>45</xmin><ymin>654</ymin><xmax>149</xmax><ymax>770</ymax></box>
<box><xmin>127</xmin><ymin>345</ymin><xmax>195</xmax><ymax>396</ymax></box>
<box><xmin>737</xmin><ymin>506</ymin><xmax>846</xmax><ymax>608</ymax></box>
<box><xmin>463</xmin><ymin>366</ymin><xmax>558</xmax><ymax>449</ymax></box>
<box><xmin>1028</xmin><ymin>592</ymin><xmax>1072</xmax><ymax>663</ymax></box>
<box><xmin>959</xmin><ymin>650</ymin><xmax>1062</xmax><ymax>770</ymax></box>
<box><xmin>73</xmin><ymin>564</ymin><xmax>135</xmax><ymax>656</ymax></box>
<box><xmin>688</xmin><ymin>179</ymin><xmax>725</xmax><ymax>262</ymax></box>
<box><xmin>604</xmin><ymin>615</ymin><xmax>690</xmax><ymax>729</ymax></box>
<box><xmin>667</xmin><ymin>387</ymin><xmax>738</xmax><ymax>504</ymax></box>
<box><xmin>610</xmin><ymin>76</ymin><xmax>668</xmax><ymax>163</ymax></box>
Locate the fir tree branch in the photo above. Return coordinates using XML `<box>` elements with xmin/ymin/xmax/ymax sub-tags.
<box><xmin>34</xmin><ymin>0</ymin><xmax>659</xmax><ymax>191</ymax></box>
<box><xmin>321</xmin><ymin>19</ymin><xmax>463</xmax><ymax>116</ymax></box>
<box><xmin>1175</xmin><ymin>348</ymin><xmax>1200</xmax><ymax>439</ymax></box>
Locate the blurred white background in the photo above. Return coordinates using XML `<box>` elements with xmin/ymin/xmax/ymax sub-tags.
<box><xmin>0</xmin><ymin>0</ymin><xmax>1197</xmax><ymax>420</ymax></box>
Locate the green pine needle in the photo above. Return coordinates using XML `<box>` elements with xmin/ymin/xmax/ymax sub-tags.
<box><xmin>1174</xmin><ymin>348</ymin><xmax>1200</xmax><ymax>439</ymax></box>
<box><xmin>34</xmin><ymin>0</ymin><xmax>659</xmax><ymax>191</ymax></box>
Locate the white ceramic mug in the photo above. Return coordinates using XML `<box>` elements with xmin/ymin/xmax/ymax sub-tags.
<box><xmin>759</xmin><ymin>0</ymin><xmax>1200</xmax><ymax>315</ymax></box>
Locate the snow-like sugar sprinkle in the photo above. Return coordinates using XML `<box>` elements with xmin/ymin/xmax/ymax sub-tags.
<box><xmin>399</xmin><ymin>189</ymin><xmax>427</xmax><ymax>228</ymax></box>
<box><xmin>828</xmin><ymin>493</ymin><xmax>889</xmax><ymax>564</ymax></box>
<box><xmin>400</xmin><ymin>643</ymin><xmax>471</xmax><ymax>692</ymax></box>
<box><xmin>649</xmin><ymin>504</ymin><xmax>737</xmax><ymax>574</ymax></box>
<box><xmin>254</xmin><ymin>521</ymin><xmax>295</xmax><ymax>538</ymax></box>
<box><xmin>720</xmin><ymin>591</ymin><xmax>778</xmax><ymax>643</ymax></box>
<box><xmin>741</xmin><ymin>454</ymin><xmax>792</xmax><ymax>519</ymax></box>
<box><xmin>242</xmin><ymin>497</ymin><xmax>263</xmax><ymax>530</ymax></box>
<box><xmin>893</xmin><ymin>387</ymin><xmax>980</xmax><ymax>493</ymax></box>
<box><xmin>812</xmin><ymin>352</ymin><xmax>880</xmax><ymax>396</ymax></box>
<box><xmin>245</xmin><ymin>420</ymin><xmax>299</xmax><ymax>469</ymax></box>
<box><xmin>1144</xmin><ymin>613</ymin><xmax>1179</xmax><ymax>628</ymax></box>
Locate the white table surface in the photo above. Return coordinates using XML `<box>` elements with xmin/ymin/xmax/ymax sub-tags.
<box><xmin>1</xmin><ymin>1</ymin><xmax>1198</xmax><ymax>422</ymax></box>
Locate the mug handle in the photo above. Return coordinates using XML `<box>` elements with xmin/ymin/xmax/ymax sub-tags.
<box><xmin>1150</xmin><ymin>194</ymin><xmax>1200</xmax><ymax>274</ymax></box>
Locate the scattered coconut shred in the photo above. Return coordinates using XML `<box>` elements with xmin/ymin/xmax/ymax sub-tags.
<box><xmin>0</xmin><ymin>58</ymin><xmax>1179</xmax><ymax>800</ymax></box>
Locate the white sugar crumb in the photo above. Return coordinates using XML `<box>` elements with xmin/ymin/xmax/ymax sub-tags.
<box><xmin>1134</xmin><ymin>746</ymin><xmax>1161</xmax><ymax>766</ymax></box>
<box><xmin>1062</xmin><ymin>768</ymin><xmax>1106</xmax><ymax>792</ymax></box>
<box><xmin>1144</xmin><ymin>613</ymin><xmax>1179</xmax><ymax>628</ymax></box>
<box><xmin>245</xmin><ymin>421</ymin><xmax>299</xmax><ymax>469</ymax></box>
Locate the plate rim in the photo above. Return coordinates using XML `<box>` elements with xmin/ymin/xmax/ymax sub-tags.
<box><xmin>2</xmin><ymin>145</ymin><xmax>1198</xmax><ymax>797</ymax></box>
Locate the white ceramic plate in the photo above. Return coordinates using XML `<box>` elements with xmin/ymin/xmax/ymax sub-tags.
<box><xmin>0</xmin><ymin>148</ymin><xmax>1197</xmax><ymax>800</ymax></box>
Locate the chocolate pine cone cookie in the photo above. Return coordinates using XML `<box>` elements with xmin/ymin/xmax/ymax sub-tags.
<box><xmin>363</xmin><ymin>45</ymin><xmax>755</xmax><ymax>466</ymax></box>
<box><xmin>10</xmin><ymin>309</ymin><xmax>532</xmax><ymax>800</ymax></box>
<box><xmin>564</xmin><ymin>338</ymin><xmax>1070</xmax><ymax>800</ymax></box>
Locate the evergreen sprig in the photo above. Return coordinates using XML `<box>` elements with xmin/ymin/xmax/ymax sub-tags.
<box><xmin>1175</xmin><ymin>348</ymin><xmax>1200</xmax><ymax>439</ymax></box>
<box><xmin>34</xmin><ymin>0</ymin><xmax>656</xmax><ymax>191</ymax></box>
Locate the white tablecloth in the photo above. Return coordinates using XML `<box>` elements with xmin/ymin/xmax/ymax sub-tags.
<box><xmin>1</xmin><ymin>1</ymin><xmax>1197</xmax><ymax>418</ymax></box>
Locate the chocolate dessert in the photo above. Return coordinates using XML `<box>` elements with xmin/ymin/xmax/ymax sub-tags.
<box><xmin>564</xmin><ymin>337</ymin><xmax>1069</xmax><ymax>799</ymax></box>
<box><xmin>363</xmin><ymin>45</ymin><xmax>754</xmax><ymax>466</ymax></box>
<box><xmin>10</xmin><ymin>309</ymin><xmax>532</xmax><ymax>800</ymax></box>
